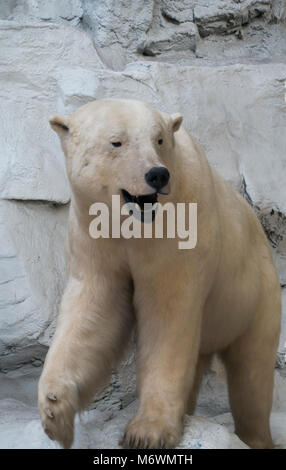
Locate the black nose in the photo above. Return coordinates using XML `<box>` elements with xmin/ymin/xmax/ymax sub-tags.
<box><xmin>145</xmin><ymin>167</ymin><xmax>170</xmax><ymax>192</ymax></box>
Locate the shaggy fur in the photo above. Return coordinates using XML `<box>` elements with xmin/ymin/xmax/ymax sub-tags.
<box><xmin>38</xmin><ymin>99</ymin><xmax>281</xmax><ymax>449</ymax></box>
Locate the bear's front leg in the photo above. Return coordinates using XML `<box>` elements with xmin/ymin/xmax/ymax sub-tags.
<box><xmin>121</xmin><ymin>277</ymin><xmax>202</xmax><ymax>449</ymax></box>
<box><xmin>38</xmin><ymin>273</ymin><xmax>133</xmax><ymax>448</ymax></box>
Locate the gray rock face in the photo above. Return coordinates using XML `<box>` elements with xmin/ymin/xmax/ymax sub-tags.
<box><xmin>0</xmin><ymin>200</ymin><xmax>68</xmax><ymax>371</ymax></box>
<box><xmin>0</xmin><ymin>0</ymin><xmax>83</xmax><ymax>25</ymax></box>
<box><xmin>161</xmin><ymin>0</ymin><xmax>195</xmax><ymax>24</ymax></box>
<box><xmin>0</xmin><ymin>21</ymin><xmax>103</xmax><ymax>203</ymax></box>
<box><xmin>81</xmin><ymin>0</ymin><xmax>153</xmax><ymax>69</ymax></box>
<box><xmin>0</xmin><ymin>0</ymin><xmax>285</xmax><ymax>449</ymax></box>
<box><xmin>2</xmin><ymin>1</ymin><xmax>286</xmax><ymax>67</ymax></box>
<box><xmin>137</xmin><ymin>21</ymin><xmax>198</xmax><ymax>57</ymax></box>
<box><xmin>193</xmin><ymin>0</ymin><xmax>272</xmax><ymax>37</ymax></box>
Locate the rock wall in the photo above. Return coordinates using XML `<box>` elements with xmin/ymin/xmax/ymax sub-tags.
<box><xmin>0</xmin><ymin>0</ymin><xmax>286</xmax><ymax>447</ymax></box>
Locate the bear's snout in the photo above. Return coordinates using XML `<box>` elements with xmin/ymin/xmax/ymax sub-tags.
<box><xmin>145</xmin><ymin>167</ymin><xmax>170</xmax><ymax>193</ymax></box>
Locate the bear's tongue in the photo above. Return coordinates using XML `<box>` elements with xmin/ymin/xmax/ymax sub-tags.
<box><xmin>136</xmin><ymin>193</ymin><xmax>158</xmax><ymax>210</ymax></box>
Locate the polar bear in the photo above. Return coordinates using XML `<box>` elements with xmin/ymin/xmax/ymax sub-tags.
<box><xmin>38</xmin><ymin>98</ymin><xmax>281</xmax><ymax>449</ymax></box>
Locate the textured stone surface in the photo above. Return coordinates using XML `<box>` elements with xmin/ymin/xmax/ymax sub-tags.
<box><xmin>272</xmin><ymin>0</ymin><xmax>286</xmax><ymax>21</ymax></box>
<box><xmin>193</xmin><ymin>0</ymin><xmax>271</xmax><ymax>37</ymax></box>
<box><xmin>0</xmin><ymin>200</ymin><xmax>68</xmax><ymax>369</ymax></box>
<box><xmin>161</xmin><ymin>0</ymin><xmax>194</xmax><ymax>24</ymax></box>
<box><xmin>0</xmin><ymin>20</ymin><xmax>103</xmax><ymax>203</ymax></box>
<box><xmin>0</xmin><ymin>399</ymin><xmax>249</xmax><ymax>449</ymax></box>
<box><xmin>0</xmin><ymin>0</ymin><xmax>83</xmax><ymax>25</ymax></box>
<box><xmin>0</xmin><ymin>0</ymin><xmax>286</xmax><ymax>449</ymax></box>
<box><xmin>81</xmin><ymin>0</ymin><xmax>154</xmax><ymax>69</ymax></box>
<box><xmin>2</xmin><ymin>1</ymin><xmax>286</xmax><ymax>67</ymax></box>
<box><xmin>137</xmin><ymin>21</ymin><xmax>198</xmax><ymax>57</ymax></box>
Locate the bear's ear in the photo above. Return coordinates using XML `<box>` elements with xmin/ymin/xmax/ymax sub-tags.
<box><xmin>170</xmin><ymin>113</ymin><xmax>183</xmax><ymax>133</ymax></box>
<box><xmin>49</xmin><ymin>114</ymin><xmax>70</xmax><ymax>136</ymax></box>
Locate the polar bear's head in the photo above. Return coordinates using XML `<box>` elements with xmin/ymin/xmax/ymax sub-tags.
<box><xmin>50</xmin><ymin>99</ymin><xmax>182</xmax><ymax>218</ymax></box>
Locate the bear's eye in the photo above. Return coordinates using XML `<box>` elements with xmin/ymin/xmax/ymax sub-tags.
<box><xmin>158</xmin><ymin>138</ymin><xmax>163</xmax><ymax>145</ymax></box>
<box><xmin>111</xmin><ymin>141</ymin><xmax>122</xmax><ymax>147</ymax></box>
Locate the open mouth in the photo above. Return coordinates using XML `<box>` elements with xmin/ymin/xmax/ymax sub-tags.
<box><xmin>121</xmin><ymin>189</ymin><xmax>158</xmax><ymax>223</ymax></box>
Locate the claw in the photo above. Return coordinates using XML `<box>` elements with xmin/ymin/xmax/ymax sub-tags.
<box><xmin>47</xmin><ymin>393</ymin><xmax>57</xmax><ymax>401</ymax></box>
<box><xmin>44</xmin><ymin>427</ymin><xmax>55</xmax><ymax>440</ymax></box>
<box><xmin>130</xmin><ymin>435</ymin><xmax>136</xmax><ymax>448</ymax></box>
<box><xmin>45</xmin><ymin>407</ymin><xmax>54</xmax><ymax>419</ymax></box>
<box><xmin>160</xmin><ymin>438</ymin><xmax>166</xmax><ymax>449</ymax></box>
